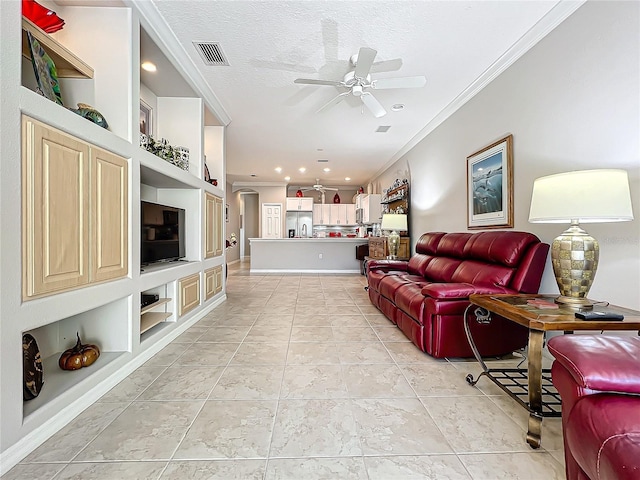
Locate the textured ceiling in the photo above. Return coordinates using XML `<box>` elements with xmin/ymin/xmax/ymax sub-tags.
<box><xmin>148</xmin><ymin>0</ymin><xmax>568</xmax><ymax>188</ymax></box>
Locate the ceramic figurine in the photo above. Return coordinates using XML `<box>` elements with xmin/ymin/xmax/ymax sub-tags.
<box><xmin>69</xmin><ymin>103</ymin><xmax>108</xmax><ymax>129</ymax></box>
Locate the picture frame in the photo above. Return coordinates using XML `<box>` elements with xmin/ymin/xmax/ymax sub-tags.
<box><xmin>27</xmin><ymin>32</ymin><xmax>63</xmax><ymax>105</ymax></box>
<box><xmin>467</xmin><ymin>134</ymin><xmax>514</xmax><ymax>229</ymax></box>
<box><xmin>140</xmin><ymin>100</ymin><xmax>152</xmax><ymax>135</ymax></box>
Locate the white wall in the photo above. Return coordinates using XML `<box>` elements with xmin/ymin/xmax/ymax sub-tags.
<box><xmin>374</xmin><ymin>1</ymin><xmax>640</xmax><ymax>309</ymax></box>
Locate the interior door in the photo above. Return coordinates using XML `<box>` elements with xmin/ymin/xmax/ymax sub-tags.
<box><xmin>261</xmin><ymin>203</ymin><xmax>282</xmax><ymax>238</ymax></box>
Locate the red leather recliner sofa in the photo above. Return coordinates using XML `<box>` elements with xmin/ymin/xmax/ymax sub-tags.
<box><xmin>549</xmin><ymin>334</ymin><xmax>640</xmax><ymax>480</ymax></box>
<box><xmin>366</xmin><ymin>231</ymin><xmax>549</xmax><ymax>358</ymax></box>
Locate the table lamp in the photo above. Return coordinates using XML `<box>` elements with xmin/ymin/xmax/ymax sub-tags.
<box><xmin>381</xmin><ymin>213</ymin><xmax>407</xmax><ymax>259</ymax></box>
<box><xmin>528</xmin><ymin>169</ymin><xmax>634</xmax><ymax>308</ymax></box>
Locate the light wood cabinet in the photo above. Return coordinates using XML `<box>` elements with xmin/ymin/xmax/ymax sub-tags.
<box><xmin>204</xmin><ymin>192</ymin><xmax>223</xmax><ymax>258</ymax></box>
<box><xmin>368</xmin><ymin>237</ymin><xmax>411</xmax><ymax>259</ymax></box>
<box><xmin>178</xmin><ymin>273</ymin><xmax>200</xmax><ymax>316</ymax></box>
<box><xmin>22</xmin><ymin>116</ymin><xmax>128</xmax><ymax>299</ymax></box>
<box><xmin>90</xmin><ymin>146</ymin><xmax>128</xmax><ymax>282</ymax></box>
<box><xmin>204</xmin><ymin>265</ymin><xmax>223</xmax><ymax>300</ymax></box>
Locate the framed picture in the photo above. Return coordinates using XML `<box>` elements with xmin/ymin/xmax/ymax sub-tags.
<box><xmin>140</xmin><ymin>100</ymin><xmax>152</xmax><ymax>135</ymax></box>
<box><xmin>27</xmin><ymin>32</ymin><xmax>63</xmax><ymax>105</ymax></box>
<box><xmin>225</xmin><ymin>204</ymin><xmax>229</xmax><ymax>223</ymax></box>
<box><xmin>467</xmin><ymin>134</ymin><xmax>514</xmax><ymax>229</ymax></box>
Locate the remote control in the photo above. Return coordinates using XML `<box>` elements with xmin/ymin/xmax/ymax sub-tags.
<box><xmin>575</xmin><ymin>311</ymin><xmax>624</xmax><ymax>321</ymax></box>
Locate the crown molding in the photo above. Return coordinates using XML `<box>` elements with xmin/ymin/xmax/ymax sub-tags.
<box><xmin>373</xmin><ymin>0</ymin><xmax>586</xmax><ymax>180</ymax></box>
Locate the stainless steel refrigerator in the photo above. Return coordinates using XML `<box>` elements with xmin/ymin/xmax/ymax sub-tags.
<box><xmin>286</xmin><ymin>211</ymin><xmax>313</xmax><ymax>238</ymax></box>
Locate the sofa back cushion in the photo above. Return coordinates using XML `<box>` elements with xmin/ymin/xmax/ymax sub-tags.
<box><xmin>462</xmin><ymin>231</ymin><xmax>541</xmax><ymax>267</ymax></box>
<box><xmin>451</xmin><ymin>260</ymin><xmax>514</xmax><ymax>287</ymax></box>
<box><xmin>407</xmin><ymin>233</ymin><xmax>446</xmax><ymax>276</ymax></box>
<box><xmin>435</xmin><ymin>233</ymin><xmax>473</xmax><ymax>258</ymax></box>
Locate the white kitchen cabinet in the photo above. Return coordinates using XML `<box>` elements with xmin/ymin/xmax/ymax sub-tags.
<box><xmin>314</xmin><ymin>204</ymin><xmax>357</xmax><ymax>225</ymax></box>
<box><xmin>286</xmin><ymin>197</ymin><xmax>313</xmax><ymax>211</ymax></box>
<box><xmin>356</xmin><ymin>194</ymin><xmax>382</xmax><ymax>224</ymax></box>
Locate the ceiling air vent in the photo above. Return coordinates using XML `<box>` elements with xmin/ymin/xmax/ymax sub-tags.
<box><xmin>193</xmin><ymin>42</ymin><xmax>229</xmax><ymax>66</ymax></box>
<box><xmin>376</xmin><ymin>126</ymin><xmax>391</xmax><ymax>133</ymax></box>
<box><xmin>317</xmin><ymin>159</ymin><xmax>329</xmax><ymax>163</ymax></box>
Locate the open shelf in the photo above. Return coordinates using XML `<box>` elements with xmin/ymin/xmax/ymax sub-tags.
<box><xmin>140</xmin><ymin>312</ymin><xmax>172</xmax><ymax>333</ymax></box>
<box><xmin>21</xmin><ymin>17</ymin><xmax>93</xmax><ymax>79</ymax></box>
<box><xmin>141</xmin><ymin>298</ymin><xmax>170</xmax><ymax>315</ymax></box>
<box><xmin>23</xmin><ymin>350</ymin><xmax>125</xmax><ymax>419</ymax></box>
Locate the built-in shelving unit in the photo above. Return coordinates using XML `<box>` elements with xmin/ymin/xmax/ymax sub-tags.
<box><xmin>140</xmin><ymin>298</ymin><xmax>172</xmax><ymax>334</ymax></box>
<box><xmin>21</xmin><ymin>17</ymin><xmax>93</xmax><ymax>79</ymax></box>
<box><xmin>1</xmin><ymin>1</ymin><xmax>229</xmax><ymax>471</ymax></box>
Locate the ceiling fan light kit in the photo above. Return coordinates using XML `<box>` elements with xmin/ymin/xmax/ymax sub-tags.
<box><xmin>295</xmin><ymin>47</ymin><xmax>427</xmax><ymax>118</ymax></box>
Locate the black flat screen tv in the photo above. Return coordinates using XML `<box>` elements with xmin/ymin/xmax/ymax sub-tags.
<box><xmin>141</xmin><ymin>201</ymin><xmax>186</xmax><ymax>265</ymax></box>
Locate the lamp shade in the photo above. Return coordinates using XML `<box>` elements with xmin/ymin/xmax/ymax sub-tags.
<box><xmin>528</xmin><ymin>169</ymin><xmax>634</xmax><ymax>224</ymax></box>
<box><xmin>381</xmin><ymin>213</ymin><xmax>407</xmax><ymax>231</ymax></box>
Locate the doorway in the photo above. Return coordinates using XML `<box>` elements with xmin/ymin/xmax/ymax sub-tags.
<box><xmin>261</xmin><ymin>203</ymin><xmax>282</xmax><ymax>239</ymax></box>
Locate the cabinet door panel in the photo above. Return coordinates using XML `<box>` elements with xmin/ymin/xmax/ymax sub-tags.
<box><xmin>179</xmin><ymin>273</ymin><xmax>200</xmax><ymax>316</ymax></box>
<box><xmin>213</xmin><ymin>196</ymin><xmax>223</xmax><ymax>256</ymax></box>
<box><xmin>204</xmin><ymin>267</ymin><xmax>216</xmax><ymax>300</ymax></box>
<box><xmin>204</xmin><ymin>193</ymin><xmax>215</xmax><ymax>258</ymax></box>
<box><xmin>345</xmin><ymin>204</ymin><xmax>357</xmax><ymax>225</ymax></box>
<box><xmin>22</xmin><ymin>117</ymin><xmax>90</xmax><ymax>298</ymax></box>
<box><xmin>90</xmin><ymin>147</ymin><xmax>128</xmax><ymax>282</ymax></box>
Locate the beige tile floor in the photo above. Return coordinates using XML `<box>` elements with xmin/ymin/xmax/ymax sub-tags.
<box><xmin>4</xmin><ymin>259</ymin><xmax>567</xmax><ymax>479</ymax></box>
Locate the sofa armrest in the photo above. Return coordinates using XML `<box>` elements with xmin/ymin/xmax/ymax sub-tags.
<box><xmin>367</xmin><ymin>259</ymin><xmax>409</xmax><ymax>273</ymax></box>
<box><xmin>421</xmin><ymin>283</ymin><xmax>513</xmax><ymax>299</ymax></box>
<box><xmin>548</xmin><ymin>335</ymin><xmax>640</xmax><ymax>395</ymax></box>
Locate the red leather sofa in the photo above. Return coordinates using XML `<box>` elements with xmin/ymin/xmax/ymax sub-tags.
<box><xmin>548</xmin><ymin>334</ymin><xmax>640</xmax><ymax>480</ymax></box>
<box><xmin>366</xmin><ymin>231</ymin><xmax>549</xmax><ymax>358</ymax></box>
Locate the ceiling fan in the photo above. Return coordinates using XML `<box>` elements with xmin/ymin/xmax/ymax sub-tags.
<box><xmin>294</xmin><ymin>47</ymin><xmax>427</xmax><ymax>118</ymax></box>
<box><xmin>299</xmin><ymin>179</ymin><xmax>338</xmax><ymax>193</ymax></box>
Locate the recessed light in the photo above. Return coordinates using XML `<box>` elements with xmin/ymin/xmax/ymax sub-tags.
<box><xmin>284</xmin><ymin>176</ymin><xmax>291</xmax><ymax>181</ymax></box>
<box><xmin>391</xmin><ymin>104</ymin><xmax>404</xmax><ymax>111</ymax></box>
<box><xmin>275</xmin><ymin>167</ymin><xmax>282</xmax><ymax>173</ymax></box>
<box><xmin>345</xmin><ymin>177</ymin><xmax>351</xmax><ymax>181</ymax></box>
<box><xmin>141</xmin><ymin>61</ymin><xmax>157</xmax><ymax>72</ymax></box>
<box><xmin>299</xmin><ymin>167</ymin><xmax>306</xmax><ymax>173</ymax></box>
<box><xmin>323</xmin><ymin>167</ymin><xmax>331</xmax><ymax>172</ymax></box>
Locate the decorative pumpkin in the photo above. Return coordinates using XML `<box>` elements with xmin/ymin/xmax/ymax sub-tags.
<box><xmin>58</xmin><ymin>333</ymin><xmax>100</xmax><ymax>371</ymax></box>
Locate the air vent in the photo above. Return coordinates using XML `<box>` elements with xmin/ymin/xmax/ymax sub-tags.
<box><xmin>317</xmin><ymin>159</ymin><xmax>329</xmax><ymax>163</ymax></box>
<box><xmin>193</xmin><ymin>42</ymin><xmax>229</xmax><ymax>66</ymax></box>
<box><xmin>376</xmin><ymin>126</ymin><xmax>391</xmax><ymax>133</ymax></box>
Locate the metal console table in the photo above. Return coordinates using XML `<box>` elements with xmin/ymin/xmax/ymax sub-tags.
<box><xmin>464</xmin><ymin>294</ymin><xmax>640</xmax><ymax>449</ymax></box>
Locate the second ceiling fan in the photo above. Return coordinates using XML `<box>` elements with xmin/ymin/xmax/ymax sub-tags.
<box><xmin>294</xmin><ymin>47</ymin><xmax>427</xmax><ymax>118</ymax></box>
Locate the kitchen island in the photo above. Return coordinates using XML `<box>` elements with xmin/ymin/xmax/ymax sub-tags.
<box><xmin>249</xmin><ymin>238</ymin><xmax>368</xmax><ymax>273</ymax></box>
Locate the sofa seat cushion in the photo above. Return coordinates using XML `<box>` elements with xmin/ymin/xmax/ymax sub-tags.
<box><xmin>378</xmin><ymin>275</ymin><xmax>414</xmax><ymax>300</ymax></box>
<box><xmin>422</xmin><ymin>282</ymin><xmax>514</xmax><ymax>300</ymax></box>
<box><xmin>548</xmin><ymin>335</ymin><xmax>640</xmax><ymax>394</ymax></box>
<box><xmin>567</xmin><ymin>394</ymin><xmax>640</xmax><ymax>480</ymax></box>
<box><xmin>394</xmin><ymin>283</ymin><xmax>430</xmax><ymax>324</ymax></box>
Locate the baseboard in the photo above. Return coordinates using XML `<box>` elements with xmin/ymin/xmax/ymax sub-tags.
<box><xmin>0</xmin><ymin>295</ymin><xmax>226</xmax><ymax>476</ymax></box>
<box><xmin>249</xmin><ymin>269</ymin><xmax>360</xmax><ymax>274</ymax></box>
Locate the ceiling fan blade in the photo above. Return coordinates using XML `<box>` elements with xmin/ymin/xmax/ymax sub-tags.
<box><xmin>322</xmin><ymin>187</ymin><xmax>338</xmax><ymax>191</ymax></box>
<box><xmin>317</xmin><ymin>91</ymin><xmax>350</xmax><ymax>113</ymax></box>
<box><xmin>361</xmin><ymin>92</ymin><xmax>386</xmax><ymax>118</ymax></box>
<box><xmin>354</xmin><ymin>47</ymin><xmax>377</xmax><ymax>79</ymax></box>
<box><xmin>294</xmin><ymin>78</ymin><xmax>344</xmax><ymax>87</ymax></box>
<box><xmin>370</xmin><ymin>58</ymin><xmax>403</xmax><ymax>73</ymax></box>
<box><xmin>371</xmin><ymin>76</ymin><xmax>427</xmax><ymax>89</ymax></box>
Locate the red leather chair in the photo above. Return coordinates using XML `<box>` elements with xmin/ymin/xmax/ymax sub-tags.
<box><xmin>548</xmin><ymin>334</ymin><xmax>640</xmax><ymax>480</ymax></box>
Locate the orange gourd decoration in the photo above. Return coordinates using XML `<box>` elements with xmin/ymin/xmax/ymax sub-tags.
<box><xmin>58</xmin><ymin>333</ymin><xmax>100</xmax><ymax>371</ymax></box>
